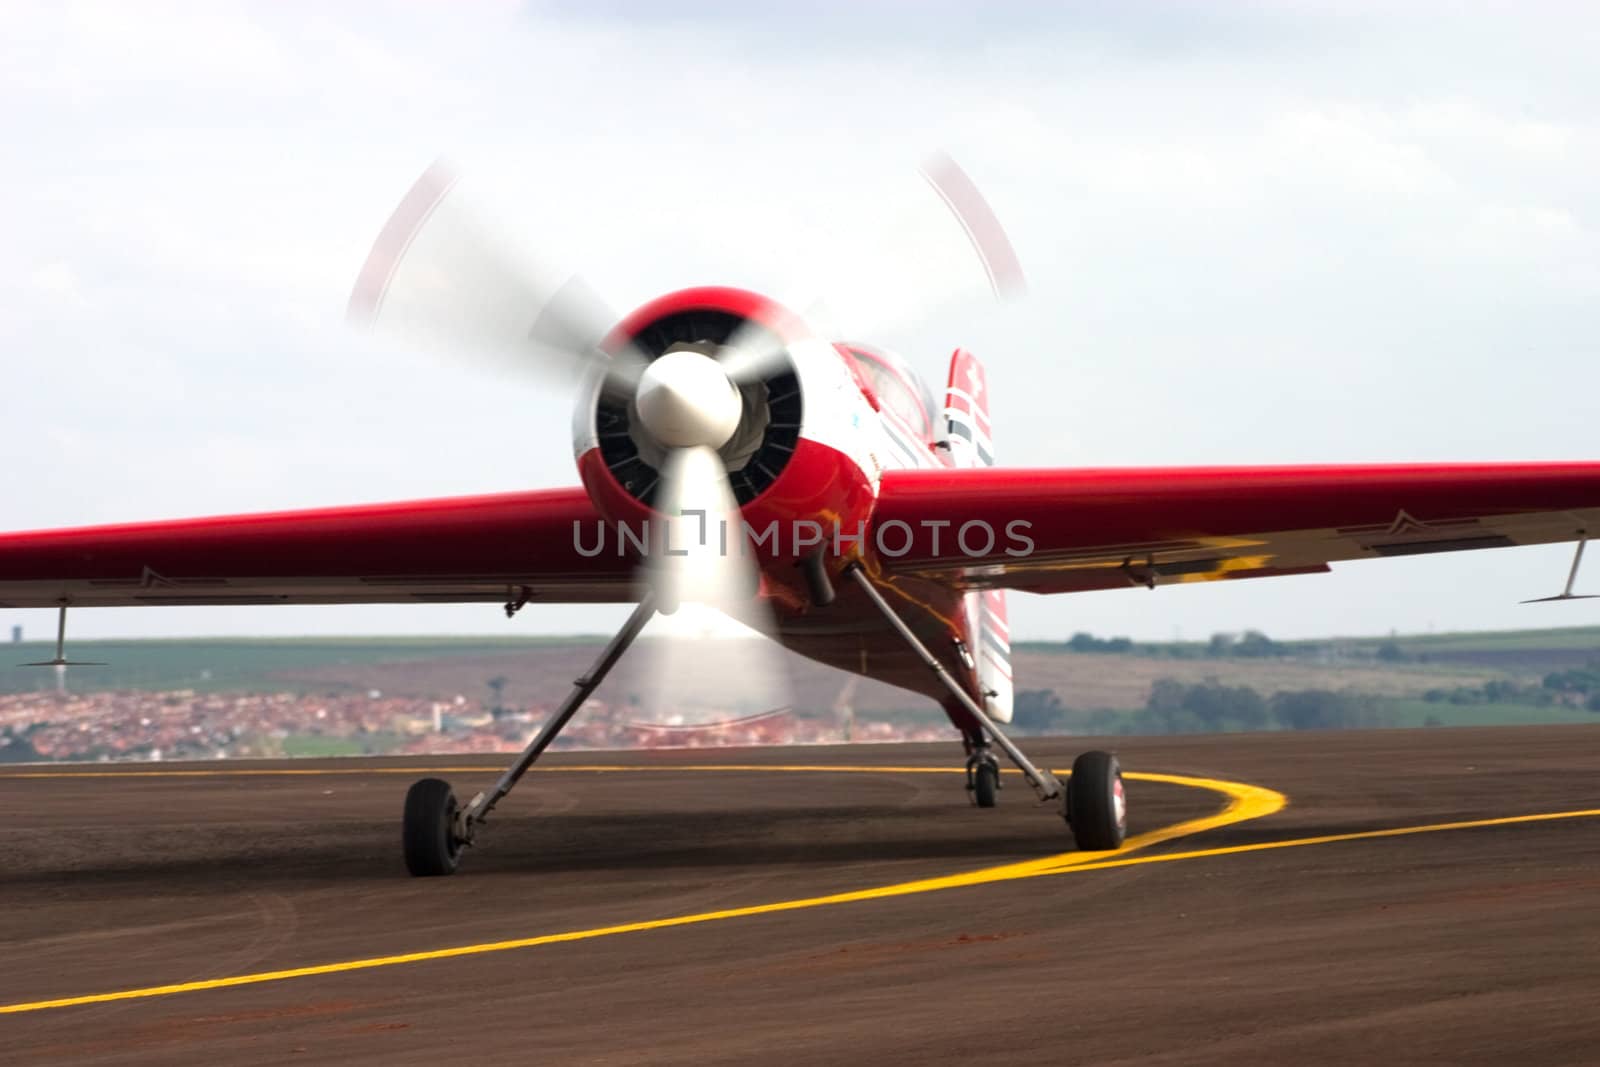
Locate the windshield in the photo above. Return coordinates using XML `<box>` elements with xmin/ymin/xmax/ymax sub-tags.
<box><xmin>847</xmin><ymin>346</ymin><xmax>936</xmax><ymax>436</ymax></box>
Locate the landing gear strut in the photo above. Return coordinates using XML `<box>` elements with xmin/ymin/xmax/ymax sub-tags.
<box><xmin>401</xmin><ymin>597</ymin><xmax>658</xmax><ymax>877</ymax></box>
<box><xmin>844</xmin><ymin>566</ymin><xmax>1127</xmax><ymax>850</ymax></box>
<box><xmin>845</xmin><ymin>566</ymin><xmax>1061</xmax><ymax>801</ymax></box>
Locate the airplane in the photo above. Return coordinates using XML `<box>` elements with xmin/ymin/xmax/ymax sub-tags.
<box><xmin>2</xmin><ymin>158</ymin><xmax>1597</xmax><ymax>878</ymax></box>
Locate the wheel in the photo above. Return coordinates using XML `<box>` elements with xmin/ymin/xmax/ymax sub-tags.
<box><xmin>403</xmin><ymin>777</ymin><xmax>464</xmax><ymax>877</ymax></box>
<box><xmin>1064</xmin><ymin>751</ymin><xmax>1126</xmax><ymax>851</ymax></box>
<box><xmin>972</xmin><ymin>760</ymin><xmax>1000</xmax><ymax>808</ymax></box>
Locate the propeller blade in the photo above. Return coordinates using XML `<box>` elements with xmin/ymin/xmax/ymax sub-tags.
<box><xmin>347</xmin><ymin>158</ymin><xmax>643</xmax><ymax>389</ymax></box>
<box><xmin>755</xmin><ymin>152</ymin><xmax>1025</xmax><ymax>349</ymax></box>
<box><xmin>918</xmin><ymin>151</ymin><xmax>1027</xmax><ymax>301</ymax></box>
<box><xmin>646</xmin><ymin>445</ymin><xmax>754</xmax><ymax>616</ymax></box>
<box><xmin>631</xmin><ymin>602</ymin><xmax>795</xmax><ymax>729</ymax></box>
<box><xmin>637</xmin><ymin>444</ymin><xmax>792</xmax><ymax>727</ymax></box>
<box><xmin>715</xmin><ymin>307</ymin><xmax>813</xmax><ymax>385</ymax></box>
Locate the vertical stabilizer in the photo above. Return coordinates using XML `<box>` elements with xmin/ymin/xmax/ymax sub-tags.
<box><xmin>942</xmin><ymin>348</ymin><xmax>1012</xmax><ymax>721</ymax></box>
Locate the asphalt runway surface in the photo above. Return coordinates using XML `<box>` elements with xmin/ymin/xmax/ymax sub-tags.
<box><xmin>3</xmin><ymin>726</ymin><xmax>1599</xmax><ymax>1065</ymax></box>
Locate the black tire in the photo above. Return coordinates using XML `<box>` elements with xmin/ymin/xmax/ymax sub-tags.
<box><xmin>403</xmin><ymin>777</ymin><xmax>464</xmax><ymax>877</ymax></box>
<box><xmin>973</xmin><ymin>761</ymin><xmax>1000</xmax><ymax>808</ymax></box>
<box><xmin>1065</xmin><ymin>751</ymin><xmax>1126</xmax><ymax>851</ymax></box>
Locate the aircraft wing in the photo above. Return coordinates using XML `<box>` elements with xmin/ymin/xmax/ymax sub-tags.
<box><xmin>0</xmin><ymin>490</ymin><xmax>639</xmax><ymax>608</ymax></box>
<box><xmin>871</xmin><ymin>463</ymin><xmax>1600</xmax><ymax>595</ymax></box>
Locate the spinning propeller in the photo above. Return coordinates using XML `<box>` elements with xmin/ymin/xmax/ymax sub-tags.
<box><xmin>347</xmin><ymin>160</ymin><xmax>793</xmax><ymax>719</ymax></box>
<box><xmin>349</xmin><ymin>161</ymin><xmax>786</xmax><ymax>608</ymax></box>
<box><xmin>348</xmin><ymin>154</ymin><xmax>1022</xmax><ymax>727</ymax></box>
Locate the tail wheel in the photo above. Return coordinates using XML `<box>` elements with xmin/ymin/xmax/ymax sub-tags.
<box><xmin>972</xmin><ymin>760</ymin><xmax>1000</xmax><ymax>808</ymax></box>
<box><xmin>1064</xmin><ymin>751</ymin><xmax>1126</xmax><ymax>851</ymax></box>
<box><xmin>403</xmin><ymin>777</ymin><xmax>465</xmax><ymax>877</ymax></box>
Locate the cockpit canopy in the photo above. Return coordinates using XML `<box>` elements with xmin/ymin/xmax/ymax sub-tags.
<box><xmin>843</xmin><ymin>344</ymin><xmax>938</xmax><ymax>439</ymax></box>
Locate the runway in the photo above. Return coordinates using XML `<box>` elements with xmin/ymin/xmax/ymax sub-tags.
<box><xmin>4</xmin><ymin>727</ymin><xmax>1599</xmax><ymax>1064</ymax></box>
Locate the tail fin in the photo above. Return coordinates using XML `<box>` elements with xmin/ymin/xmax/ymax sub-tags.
<box><xmin>942</xmin><ymin>348</ymin><xmax>1012</xmax><ymax>721</ymax></box>
<box><xmin>941</xmin><ymin>347</ymin><xmax>994</xmax><ymax>468</ymax></box>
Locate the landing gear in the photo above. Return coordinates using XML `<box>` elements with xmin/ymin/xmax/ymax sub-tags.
<box><xmin>1065</xmin><ymin>750</ymin><xmax>1126</xmax><ymax>851</ymax></box>
<box><xmin>403</xmin><ymin>778</ymin><xmax>465</xmax><ymax>876</ymax></box>
<box><xmin>401</xmin><ymin>597</ymin><xmax>657</xmax><ymax>877</ymax></box>
<box><xmin>844</xmin><ymin>566</ymin><xmax>1063</xmax><ymax>802</ymax></box>
<box><xmin>843</xmin><ymin>566</ymin><xmax>1129</xmax><ymax>848</ymax></box>
<box><xmin>966</xmin><ymin>746</ymin><xmax>1000</xmax><ymax>808</ymax></box>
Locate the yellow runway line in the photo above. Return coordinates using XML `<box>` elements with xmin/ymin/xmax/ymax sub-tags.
<box><xmin>0</xmin><ymin>766</ymin><xmax>1279</xmax><ymax>1015</ymax></box>
<box><xmin>1030</xmin><ymin>806</ymin><xmax>1600</xmax><ymax>876</ymax></box>
<box><xmin>10</xmin><ymin>763</ymin><xmax>1595</xmax><ymax>1019</ymax></box>
<box><xmin>14</xmin><ymin>803</ymin><xmax>1594</xmax><ymax>1020</ymax></box>
<box><xmin>4</xmin><ymin>764</ymin><xmax>1028</xmax><ymax>779</ymax></box>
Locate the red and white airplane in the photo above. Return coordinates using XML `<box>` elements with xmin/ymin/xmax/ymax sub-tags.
<box><xmin>2</xmin><ymin>160</ymin><xmax>1597</xmax><ymax>876</ymax></box>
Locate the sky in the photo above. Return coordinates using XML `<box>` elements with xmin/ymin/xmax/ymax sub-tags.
<box><xmin>2</xmin><ymin>1</ymin><xmax>1598</xmax><ymax>644</ymax></box>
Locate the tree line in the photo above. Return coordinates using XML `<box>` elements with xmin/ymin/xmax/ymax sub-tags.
<box><xmin>1052</xmin><ymin>630</ymin><xmax>1295</xmax><ymax>659</ymax></box>
<box><xmin>1013</xmin><ymin>679</ymin><xmax>1399</xmax><ymax>736</ymax></box>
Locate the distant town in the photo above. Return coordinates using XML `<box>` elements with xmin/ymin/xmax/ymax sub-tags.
<box><xmin>0</xmin><ymin>688</ymin><xmax>946</xmax><ymax>764</ymax></box>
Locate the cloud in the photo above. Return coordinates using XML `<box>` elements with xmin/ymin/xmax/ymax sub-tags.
<box><xmin>29</xmin><ymin>262</ymin><xmax>86</xmax><ymax>305</ymax></box>
<box><xmin>1</xmin><ymin>1</ymin><xmax>1597</xmax><ymax>642</ymax></box>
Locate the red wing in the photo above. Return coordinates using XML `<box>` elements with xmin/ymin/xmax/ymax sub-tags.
<box><xmin>0</xmin><ymin>490</ymin><xmax>640</xmax><ymax>608</ymax></box>
<box><xmin>872</xmin><ymin>463</ymin><xmax>1600</xmax><ymax>594</ymax></box>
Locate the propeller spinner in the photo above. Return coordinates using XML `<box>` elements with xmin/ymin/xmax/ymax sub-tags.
<box><xmin>633</xmin><ymin>350</ymin><xmax>743</xmax><ymax>451</ymax></box>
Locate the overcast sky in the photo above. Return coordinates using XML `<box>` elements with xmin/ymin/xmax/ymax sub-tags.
<box><xmin>2</xmin><ymin>1</ymin><xmax>1598</xmax><ymax>644</ymax></box>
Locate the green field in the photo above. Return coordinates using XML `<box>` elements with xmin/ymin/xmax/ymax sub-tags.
<box><xmin>1370</xmin><ymin>626</ymin><xmax>1600</xmax><ymax>653</ymax></box>
<box><xmin>0</xmin><ymin>636</ymin><xmax>604</xmax><ymax>695</ymax></box>
<box><xmin>1022</xmin><ymin>625</ymin><xmax>1600</xmax><ymax>660</ymax></box>
<box><xmin>1381</xmin><ymin>699</ymin><xmax>1599</xmax><ymax>729</ymax></box>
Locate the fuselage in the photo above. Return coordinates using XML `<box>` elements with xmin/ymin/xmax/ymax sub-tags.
<box><xmin>570</xmin><ymin>286</ymin><xmax>1006</xmax><ymax>735</ymax></box>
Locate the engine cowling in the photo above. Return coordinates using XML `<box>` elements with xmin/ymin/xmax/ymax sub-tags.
<box><xmin>572</xmin><ymin>287</ymin><xmax>879</xmax><ymax>601</ymax></box>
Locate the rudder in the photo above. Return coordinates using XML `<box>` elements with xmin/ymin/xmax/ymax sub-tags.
<box><xmin>942</xmin><ymin>348</ymin><xmax>1012</xmax><ymax>722</ymax></box>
